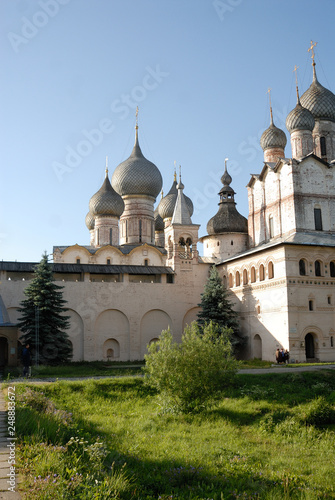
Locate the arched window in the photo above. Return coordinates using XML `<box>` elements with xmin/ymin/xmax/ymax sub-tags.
<box><xmin>259</xmin><ymin>264</ymin><xmax>265</xmax><ymax>281</ymax></box>
<box><xmin>315</xmin><ymin>260</ymin><xmax>322</xmax><ymax>277</ymax></box>
<box><xmin>229</xmin><ymin>273</ymin><xmax>233</xmax><ymax>287</ymax></box>
<box><xmin>299</xmin><ymin>259</ymin><xmax>306</xmax><ymax>276</ymax></box>
<box><xmin>235</xmin><ymin>271</ymin><xmax>240</xmax><ymax>287</ymax></box>
<box><xmin>268</xmin><ymin>261</ymin><xmax>274</xmax><ymax>279</ymax></box>
<box><xmin>251</xmin><ymin>266</ymin><xmax>256</xmax><ymax>283</ymax></box>
<box><xmin>320</xmin><ymin>136</ymin><xmax>327</xmax><ymax>156</ymax></box>
<box><xmin>330</xmin><ymin>261</ymin><xmax>335</xmax><ymax>278</ymax></box>
<box><xmin>243</xmin><ymin>269</ymin><xmax>248</xmax><ymax>285</ymax></box>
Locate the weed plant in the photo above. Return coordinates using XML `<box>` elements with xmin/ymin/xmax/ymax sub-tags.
<box><xmin>10</xmin><ymin>370</ymin><xmax>335</xmax><ymax>499</ymax></box>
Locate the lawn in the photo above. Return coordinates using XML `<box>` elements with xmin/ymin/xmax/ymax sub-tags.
<box><xmin>9</xmin><ymin>370</ymin><xmax>335</xmax><ymax>499</ymax></box>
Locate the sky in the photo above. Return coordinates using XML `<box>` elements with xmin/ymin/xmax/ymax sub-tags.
<box><xmin>1</xmin><ymin>0</ymin><xmax>335</xmax><ymax>263</ymax></box>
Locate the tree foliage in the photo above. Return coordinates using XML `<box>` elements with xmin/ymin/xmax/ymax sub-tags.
<box><xmin>197</xmin><ymin>265</ymin><xmax>245</xmax><ymax>349</ymax></box>
<box><xmin>143</xmin><ymin>321</ymin><xmax>238</xmax><ymax>412</ymax></box>
<box><xmin>17</xmin><ymin>252</ymin><xmax>72</xmax><ymax>365</ymax></box>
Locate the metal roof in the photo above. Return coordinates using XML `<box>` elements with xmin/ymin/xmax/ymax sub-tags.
<box><xmin>0</xmin><ymin>262</ymin><xmax>174</xmax><ymax>275</ymax></box>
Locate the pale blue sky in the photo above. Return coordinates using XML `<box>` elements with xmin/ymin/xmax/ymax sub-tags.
<box><xmin>1</xmin><ymin>0</ymin><xmax>334</xmax><ymax>262</ymax></box>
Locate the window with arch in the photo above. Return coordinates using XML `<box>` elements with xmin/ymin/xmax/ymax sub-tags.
<box><xmin>144</xmin><ymin>259</ymin><xmax>149</xmax><ymax>266</ymax></box>
<box><xmin>314</xmin><ymin>208</ymin><xmax>323</xmax><ymax>231</ymax></box>
<box><xmin>299</xmin><ymin>259</ymin><xmax>307</xmax><ymax>276</ymax></box>
<box><xmin>259</xmin><ymin>264</ymin><xmax>265</xmax><ymax>281</ymax></box>
<box><xmin>268</xmin><ymin>261</ymin><xmax>274</xmax><ymax>279</ymax></box>
<box><xmin>330</xmin><ymin>261</ymin><xmax>335</xmax><ymax>278</ymax></box>
<box><xmin>228</xmin><ymin>273</ymin><xmax>233</xmax><ymax>287</ymax></box>
<box><xmin>315</xmin><ymin>260</ymin><xmax>322</xmax><ymax>277</ymax></box>
<box><xmin>251</xmin><ymin>266</ymin><xmax>256</xmax><ymax>283</ymax></box>
<box><xmin>235</xmin><ymin>271</ymin><xmax>240</xmax><ymax>287</ymax></box>
<box><xmin>243</xmin><ymin>269</ymin><xmax>248</xmax><ymax>285</ymax></box>
<box><xmin>320</xmin><ymin>136</ymin><xmax>327</xmax><ymax>156</ymax></box>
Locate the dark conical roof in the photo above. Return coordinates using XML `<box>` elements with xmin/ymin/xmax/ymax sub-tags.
<box><xmin>112</xmin><ymin>129</ymin><xmax>162</xmax><ymax>198</ymax></box>
<box><xmin>206</xmin><ymin>164</ymin><xmax>247</xmax><ymax>235</ymax></box>
<box><xmin>300</xmin><ymin>66</ymin><xmax>335</xmax><ymax>122</ymax></box>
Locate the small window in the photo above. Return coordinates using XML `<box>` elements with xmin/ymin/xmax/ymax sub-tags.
<box><xmin>217</xmin><ymin>241</ymin><xmax>220</xmax><ymax>246</ymax></box>
<box><xmin>328</xmin><ymin>296</ymin><xmax>332</xmax><ymax>305</ymax></box>
<box><xmin>243</xmin><ymin>269</ymin><xmax>248</xmax><ymax>285</ymax></box>
<box><xmin>144</xmin><ymin>259</ymin><xmax>148</xmax><ymax>266</ymax></box>
<box><xmin>231</xmin><ymin>240</ymin><xmax>234</xmax><ymax>246</ymax></box>
<box><xmin>76</xmin><ymin>258</ymin><xmax>80</xmax><ymax>264</ymax></box>
<box><xmin>251</xmin><ymin>267</ymin><xmax>256</xmax><ymax>283</ymax></box>
<box><xmin>110</xmin><ymin>228</ymin><xmax>113</xmax><ymax>245</ymax></box>
<box><xmin>107</xmin><ymin>259</ymin><xmax>111</xmax><ymax>265</ymax></box>
<box><xmin>299</xmin><ymin>259</ymin><xmax>306</xmax><ymax>276</ymax></box>
<box><xmin>320</xmin><ymin>136</ymin><xmax>327</xmax><ymax>156</ymax></box>
<box><xmin>257</xmin><ymin>305</ymin><xmax>261</xmax><ymax>314</ymax></box>
<box><xmin>259</xmin><ymin>264</ymin><xmax>265</xmax><ymax>281</ymax></box>
<box><xmin>269</xmin><ymin>216</ymin><xmax>274</xmax><ymax>239</ymax></box>
<box><xmin>139</xmin><ymin>220</ymin><xmax>142</xmax><ymax>243</ymax></box>
<box><xmin>309</xmin><ymin>300</ymin><xmax>314</xmax><ymax>311</ymax></box>
<box><xmin>330</xmin><ymin>261</ymin><xmax>335</xmax><ymax>277</ymax></box>
<box><xmin>167</xmin><ymin>274</ymin><xmax>174</xmax><ymax>284</ymax></box>
<box><xmin>268</xmin><ymin>261</ymin><xmax>274</xmax><ymax>279</ymax></box>
<box><xmin>314</xmin><ymin>208</ymin><xmax>323</xmax><ymax>231</ymax></box>
<box><xmin>315</xmin><ymin>260</ymin><xmax>322</xmax><ymax>277</ymax></box>
<box><xmin>331</xmin><ymin>336</ymin><xmax>334</xmax><ymax>347</ymax></box>
<box><xmin>235</xmin><ymin>271</ymin><xmax>240</xmax><ymax>287</ymax></box>
<box><xmin>228</xmin><ymin>273</ymin><xmax>233</xmax><ymax>287</ymax></box>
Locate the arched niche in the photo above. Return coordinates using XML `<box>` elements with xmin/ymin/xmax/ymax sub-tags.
<box><xmin>140</xmin><ymin>309</ymin><xmax>172</xmax><ymax>357</ymax></box>
<box><xmin>95</xmin><ymin>309</ymin><xmax>130</xmax><ymax>361</ymax></box>
<box><xmin>103</xmin><ymin>338</ymin><xmax>120</xmax><ymax>360</ymax></box>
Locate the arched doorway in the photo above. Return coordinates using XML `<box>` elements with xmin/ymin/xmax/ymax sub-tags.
<box><xmin>305</xmin><ymin>333</ymin><xmax>315</xmax><ymax>359</ymax></box>
<box><xmin>253</xmin><ymin>334</ymin><xmax>262</xmax><ymax>359</ymax></box>
<box><xmin>0</xmin><ymin>337</ymin><xmax>8</xmax><ymax>367</ymax></box>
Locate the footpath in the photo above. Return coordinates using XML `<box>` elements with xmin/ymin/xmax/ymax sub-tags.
<box><xmin>0</xmin><ymin>387</ymin><xmax>20</xmax><ymax>499</ymax></box>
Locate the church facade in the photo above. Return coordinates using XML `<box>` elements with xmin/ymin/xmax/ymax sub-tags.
<box><xmin>1</xmin><ymin>51</ymin><xmax>335</xmax><ymax>365</ymax></box>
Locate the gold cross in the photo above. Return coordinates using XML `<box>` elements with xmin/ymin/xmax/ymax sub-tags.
<box><xmin>308</xmin><ymin>40</ymin><xmax>317</xmax><ymax>61</ymax></box>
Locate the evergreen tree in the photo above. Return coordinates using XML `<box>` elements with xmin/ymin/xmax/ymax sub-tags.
<box><xmin>17</xmin><ymin>252</ymin><xmax>72</xmax><ymax>365</ymax></box>
<box><xmin>197</xmin><ymin>265</ymin><xmax>245</xmax><ymax>349</ymax></box>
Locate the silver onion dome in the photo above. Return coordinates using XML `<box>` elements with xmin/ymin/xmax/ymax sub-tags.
<box><xmin>112</xmin><ymin>130</ymin><xmax>162</xmax><ymax>198</ymax></box>
<box><xmin>260</xmin><ymin>121</ymin><xmax>287</xmax><ymax>151</ymax></box>
<box><xmin>89</xmin><ymin>174</ymin><xmax>124</xmax><ymax>217</ymax></box>
<box><xmin>300</xmin><ymin>67</ymin><xmax>335</xmax><ymax>122</ymax></box>
<box><xmin>286</xmin><ymin>101</ymin><xmax>315</xmax><ymax>133</ymax></box>
<box><xmin>85</xmin><ymin>211</ymin><xmax>95</xmax><ymax>230</ymax></box>
<box><xmin>158</xmin><ymin>174</ymin><xmax>193</xmax><ymax>220</ymax></box>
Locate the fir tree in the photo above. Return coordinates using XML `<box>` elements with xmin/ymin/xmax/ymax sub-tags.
<box><xmin>197</xmin><ymin>265</ymin><xmax>245</xmax><ymax>349</ymax></box>
<box><xmin>17</xmin><ymin>252</ymin><xmax>72</xmax><ymax>365</ymax></box>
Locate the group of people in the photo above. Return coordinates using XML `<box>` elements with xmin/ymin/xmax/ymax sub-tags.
<box><xmin>275</xmin><ymin>348</ymin><xmax>290</xmax><ymax>364</ymax></box>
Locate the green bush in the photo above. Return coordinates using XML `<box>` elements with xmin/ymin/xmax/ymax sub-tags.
<box><xmin>143</xmin><ymin>321</ymin><xmax>238</xmax><ymax>412</ymax></box>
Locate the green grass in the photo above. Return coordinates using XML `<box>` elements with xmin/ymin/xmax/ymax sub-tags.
<box><xmin>7</xmin><ymin>370</ymin><xmax>335</xmax><ymax>499</ymax></box>
<box><xmin>3</xmin><ymin>361</ymin><xmax>144</xmax><ymax>380</ymax></box>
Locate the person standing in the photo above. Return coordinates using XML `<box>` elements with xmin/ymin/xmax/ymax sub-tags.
<box><xmin>22</xmin><ymin>343</ymin><xmax>31</xmax><ymax>378</ymax></box>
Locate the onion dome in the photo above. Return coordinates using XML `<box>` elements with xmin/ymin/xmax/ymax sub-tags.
<box><xmin>85</xmin><ymin>211</ymin><xmax>95</xmax><ymax>230</ymax></box>
<box><xmin>154</xmin><ymin>206</ymin><xmax>164</xmax><ymax>231</ymax></box>
<box><xmin>207</xmin><ymin>162</ymin><xmax>247</xmax><ymax>235</ymax></box>
<box><xmin>112</xmin><ymin>128</ymin><xmax>162</xmax><ymax>198</ymax></box>
<box><xmin>89</xmin><ymin>170</ymin><xmax>124</xmax><ymax>217</ymax></box>
<box><xmin>286</xmin><ymin>102</ymin><xmax>315</xmax><ymax>133</ymax></box>
<box><xmin>300</xmin><ymin>65</ymin><xmax>335</xmax><ymax>122</ymax></box>
<box><xmin>158</xmin><ymin>172</ymin><xmax>193</xmax><ymax>219</ymax></box>
<box><xmin>260</xmin><ymin>120</ymin><xmax>287</xmax><ymax>151</ymax></box>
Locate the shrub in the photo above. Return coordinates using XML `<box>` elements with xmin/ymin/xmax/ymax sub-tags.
<box><xmin>143</xmin><ymin>321</ymin><xmax>238</xmax><ymax>412</ymax></box>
